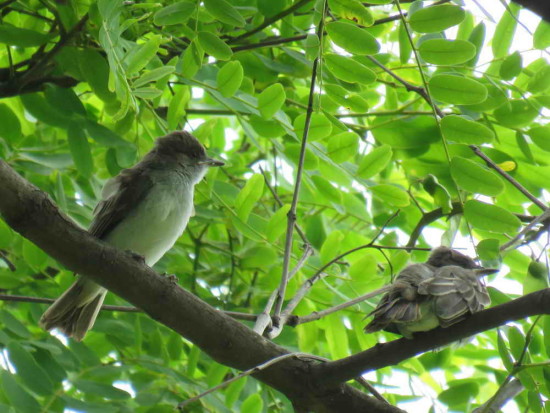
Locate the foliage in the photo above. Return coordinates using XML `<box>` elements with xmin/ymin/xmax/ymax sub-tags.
<box><xmin>0</xmin><ymin>0</ymin><xmax>549</xmax><ymax>411</ymax></box>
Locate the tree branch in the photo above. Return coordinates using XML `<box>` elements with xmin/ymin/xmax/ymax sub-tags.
<box><xmin>311</xmin><ymin>288</ymin><xmax>550</xmax><ymax>387</ymax></box>
<box><xmin>0</xmin><ymin>161</ymin><xmax>401</xmax><ymax>413</ymax></box>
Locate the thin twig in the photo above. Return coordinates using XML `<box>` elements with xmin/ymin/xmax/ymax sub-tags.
<box><xmin>288</xmin><ymin>286</ymin><xmax>392</xmax><ymax>326</ymax></box>
<box><xmin>273</xmin><ymin>2</ymin><xmax>327</xmax><ymax>323</ymax></box>
<box><xmin>176</xmin><ymin>352</ymin><xmax>327</xmax><ymax>410</ymax></box>
<box><xmin>0</xmin><ymin>294</ymin><xmax>258</xmax><ymax>321</ymax></box>
<box><xmin>258</xmin><ymin>166</ymin><xmax>308</xmax><ymax>244</ymax></box>
<box><xmin>470</xmin><ymin>145</ymin><xmax>547</xmax><ymax>211</ymax></box>
<box><xmin>500</xmin><ymin>209</ymin><xmax>550</xmax><ymax>251</ymax></box>
<box><xmin>228</xmin><ymin>0</ymin><xmax>313</xmax><ymax>44</ymax></box>
<box><xmin>366</xmin><ymin>56</ymin><xmax>444</xmax><ymax>119</ymax></box>
<box><xmin>254</xmin><ymin>245</ymin><xmax>314</xmax><ymax>334</ymax></box>
<box><xmin>0</xmin><ymin>250</ymin><xmax>16</xmax><ymax>271</ymax></box>
<box><xmin>354</xmin><ymin>376</ymin><xmax>390</xmax><ymax>405</ymax></box>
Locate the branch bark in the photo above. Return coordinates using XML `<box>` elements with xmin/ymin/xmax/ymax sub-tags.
<box><xmin>0</xmin><ymin>160</ymin><xmax>401</xmax><ymax>412</ymax></box>
<box><xmin>311</xmin><ymin>288</ymin><xmax>550</xmax><ymax>387</ymax></box>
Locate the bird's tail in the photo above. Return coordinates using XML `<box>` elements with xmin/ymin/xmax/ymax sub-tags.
<box><xmin>39</xmin><ymin>277</ymin><xmax>107</xmax><ymax>341</ymax></box>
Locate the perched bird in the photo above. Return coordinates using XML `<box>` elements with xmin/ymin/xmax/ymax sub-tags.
<box><xmin>40</xmin><ymin>131</ymin><xmax>224</xmax><ymax>341</ymax></box>
<box><xmin>365</xmin><ymin>247</ymin><xmax>497</xmax><ymax>338</ymax></box>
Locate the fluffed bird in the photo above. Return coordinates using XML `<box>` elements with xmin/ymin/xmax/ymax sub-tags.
<box><xmin>365</xmin><ymin>247</ymin><xmax>497</xmax><ymax>338</ymax></box>
<box><xmin>40</xmin><ymin>131</ymin><xmax>224</xmax><ymax>341</ymax></box>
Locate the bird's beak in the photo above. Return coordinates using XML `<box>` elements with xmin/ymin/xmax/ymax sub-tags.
<box><xmin>199</xmin><ymin>158</ymin><xmax>225</xmax><ymax>167</ymax></box>
<box><xmin>474</xmin><ymin>268</ymin><xmax>499</xmax><ymax>277</ymax></box>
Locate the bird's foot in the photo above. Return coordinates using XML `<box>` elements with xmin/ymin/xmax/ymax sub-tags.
<box><xmin>161</xmin><ymin>272</ymin><xmax>179</xmax><ymax>285</ymax></box>
<box><xmin>125</xmin><ymin>250</ymin><xmax>146</xmax><ymax>264</ymax></box>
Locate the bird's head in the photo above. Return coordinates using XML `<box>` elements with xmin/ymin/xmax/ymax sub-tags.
<box><xmin>155</xmin><ymin>131</ymin><xmax>224</xmax><ymax>183</ymax></box>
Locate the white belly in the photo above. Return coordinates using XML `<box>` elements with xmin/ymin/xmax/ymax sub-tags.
<box><xmin>104</xmin><ymin>181</ymin><xmax>193</xmax><ymax>265</ymax></box>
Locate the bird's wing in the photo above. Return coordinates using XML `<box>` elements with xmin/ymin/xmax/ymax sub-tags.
<box><xmin>89</xmin><ymin>167</ymin><xmax>154</xmax><ymax>239</ymax></box>
<box><xmin>419</xmin><ymin>266</ymin><xmax>490</xmax><ymax>327</ymax></box>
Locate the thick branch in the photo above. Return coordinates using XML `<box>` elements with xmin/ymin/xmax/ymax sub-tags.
<box><xmin>311</xmin><ymin>288</ymin><xmax>550</xmax><ymax>387</ymax></box>
<box><xmin>0</xmin><ymin>160</ymin><xmax>401</xmax><ymax>412</ymax></box>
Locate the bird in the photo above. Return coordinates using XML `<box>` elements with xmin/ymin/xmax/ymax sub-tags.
<box><xmin>40</xmin><ymin>131</ymin><xmax>224</xmax><ymax>341</ymax></box>
<box><xmin>365</xmin><ymin>247</ymin><xmax>497</xmax><ymax>338</ymax></box>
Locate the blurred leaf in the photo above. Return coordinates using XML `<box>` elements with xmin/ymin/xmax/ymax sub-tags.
<box><xmin>418</xmin><ymin>39</ymin><xmax>476</xmax><ymax>65</ymax></box>
<box><xmin>258</xmin><ymin>83</ymin><xmax>286</xmax><ymax>120</ymax></box>
<box><xmin>441</xmin><ymin>115</ymin><xmax>494</xmax><ymax>144</ymax></box>
<box><xmin>325</xmin><ymin>54</ymin><xmax>376</xmax><ymax>84</ymax></box>
<box><xmin>198</xmin><ymin>32</ymin><xmax>233</xmax><ymax>61</ymax></box>
<box><xmin>326</xmin><ymin>21</ymin><xmax>379</xmax><ymax>55</ymax></box>
<box><xmin>409</xmin><ymin>5</ymin><xmax>465</xmax><ymax>33</ymax></box>
<box><xmin>492</xmin><ymin>4</ymin><xmax>519</xmax><ymax>58</ymax></box>
<box><xmin>450</xmin><ymin>156</ymin><xmax>504</xmax><ymax>196</ymax></box>
<box><xmin>357</xmin><ymin>144</ymin><xmax>392</xmax><ymax>179</ymax></box>
<box><xmin>1</xmin><ymin>371</ymin><xmax>40</xmax><ymax>413</ymax></box>
<box><xmin>235</xmin><ymin>174</ymin><xmax>264</xmax><ymax>221</ymax></box>
<box><xmin>464</xmin><ymin>200</ymin><xmax>521</xmax><ymax>234</ymax></box>
<box><xmin>203</xmin><ymin>0</ymin><xmax>245</xmax><ymax>26</ymax></box>
<box><xmin>429</xmin><ymin>75</ymin><xmax>487</xmax><ymax>105</ymax></box>
<box><xmin>217</xmin><ymin>61</ymin><xmax>244</xmax><ymax>97</ymax></box>
<box><xmin>153</xmin><ymin>2</ymin><xmax>195</xmax><ymax>25</ymax></box>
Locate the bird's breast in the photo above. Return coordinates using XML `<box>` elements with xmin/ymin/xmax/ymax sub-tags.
<box><xmin>105</xmin><ymin>178</ymin><xmax>194</xmax><ymax>266</ymax></box>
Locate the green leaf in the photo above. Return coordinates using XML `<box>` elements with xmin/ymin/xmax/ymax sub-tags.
<box><xmin>1</xmin><ymin>371</ymin><xmax>41</xmax><ymax>413</ymax></box>
<box><xmin>371</xmin><ymin>184</ymin><xmax>410</xmax><ymax>207</ymax></box>
<box><xmin>197</xmin><ymin>32</ymin><xmax>233</xmax><ymax>61</ymax></box>
<box><xmin>284</xmin><ymin>143</ymin><xmax>319</xmax><ymax>169</ymax></box>
<box><xmin>133</xmin><ymin>66</ymin><xmax>175</xmax><ymax>88</ymax></box>
<box><xmin>79</xmin><ymin>50</ymin><xmax>117</xmax><ymax>103</ymax></box>
<box><xmin>293</xmin><ymin>113</ymin><xmax>333</xmax><ymax>141</ymax></box>
<box><xmin>466</xmin><ymin>22</ymin><xmax>485</xmax><ymax>67</ymax></box>
<box><xmin>132</xmin><ymin>87</ymin><xmax>163</xmax><ymax>99</ymax></box>
<box><xmin>266</xmin><ymin>204</ymin><xmax>291</xmax><ymax>242</ymax></box>
<box><xmin>22</xmin><ymin>239</ymin><xmax>48</xmax><ymax>271</ymax></box>
<box><xmin>125</xmin><ymin>35</ymin><xmax>162</xmax><ymax>75</ymax></box>
<box><xmin>304</xmin><ymin>33</ymin><xmax>320</xmax><ymax>60</ymax></box>
<box><xmin>84</xmin><ymin>121</ymin><xmax>130</xmax><ymax>147</ymax></box>
<box><xmin>0</xmin><ymin>103</ymin><xmax>21</xmax><ymax>142</ymax></box>
<box><xmin>20</xmin><ymin>92</ymin><xmax>71</xmax><ymax>127</ymax></box>
<box><xmin>429</xmin><ymin>75</ymin><xmax>488</xmax><ymax>105</ymax></box>
<box><xmin>320</xmin><ymin>230</ymin><xmax>344</xmax><ymax>264</ymax></box>
<box><xmin>0</xmin><ymin>310</ymin><xmax>31</xmax><ymax>338</ymax></box>
<box><xmin>527</xmin><ymin>64</ymin><xmax>550</xmax><ymax>94</ymax></box>
<box><xmin>235</xmin><ymin>174</ymin><xmax>264</xmax><ymax>221</ymax></box>
<box><xmin>241</xmin><ymin>393</ymin><xmax>263</xmax><ymax>413</ymax></box>
<box><xmin>203</xmin><ymin>0</ymin><xmax>245</xmax><ymax>26</ymax></box>
<box><xmin>67</xmin><ymin>123</ymin><xmax>93</xmax><ymax>177</ymax></box>
<box><xmin>440</xmin><ymin>115</ymin><xmax>494</xmax><ymax>144</ymax></box>
<box><xmin>499</xmin><ymin>51</ymin><xmax>522</xmax><ymax>80</ymax></box>
<box><xmin>167</xmin><ymin>86</ymin><xmax>190</xmax><ymax>130</ymax></box>
<box><xmin>464</xmin><ymin>200</ymin><xmax>521</xmax><ymax>234</ymax></box>
<box><xmin>241</xmin><ymin>246</ymin><xmax>277</xmax><ymax>269</ymax></box>
<box><xmin>409</xmin><ymin>5</ymin><xmax>465</xmax><ymax>33</ymax></box>
<box><xmin>0</xmin><ymin>25</ymin><xmax>49</xmax><ymax>47</ymax></box>
<box><xmin>73</xmin><ymin>379</ymin><xmax>131</xmax><ymax>400</ymax></box>
<box><xmin>225</xmin><ymin>376</ymin><xmax>247</xmax><ymax>408</ymax></box>
<box><xmin>494</xmin><ymin>100</ymin><xmax>539</xmax><ymax>128</ymax></box>
<box><xmin>327</xmin><ymin>131</ymin><xmax>359</xmax><ymax>162</ymax></box>
<box><xmin>179</xmin><ymin>40</ymin><xmax>204</xmax><ymax>78</ymax></box>
<box><xmin>450</xmin><ymin>156</ymin><xmax>504</xmax><ymax>196</ymax></box>
<box><xmin>438</xmin><ymin>380</ymin><xmax>479</xmax><ymax>406</ymax></box>
<box><xmin>492</xmin><ymin>3</ymin><xmax>519</xmax><ymax>58</ymax></box>
<box><xmin>357</xmin><ymin>144</ymin><xmax>392</xmax><ymax>179</ymax></box>
<box><xmin>497</xmin><ymin>329</ymin><xmax>514</xmax><ymax>371</ymax></box>
<box><xmin>325</xmin><ymin>54</ymin><xmax>376</xmax><ymax>84</ymax></box>
<box><xmin>153</xmin><ymin>2</ymin><xmax>195</xmax><ymax>26</ymax></box>
<box><xmin>534</xmin><ymin>20</ymin><xmax>550</xmax><ymax>50</ymax></box>
<box><xmin>312</xmin><ymin>176</ymin><xmax>342</xmax><ymax>207</ymax></box>
<box><xmin>217</xmin><ymin>61</ymin><xmax>243</xmax><ymax>97</ymax></box>
<box><xmin>528</xmin><ymin>126</ymin><xmax>550</xmax><ymax>152</ymax></box>
<box><xmin>418</xmin><ymin>39</ymin><xmax>476</xmax><ymax>65</ymax></box>
<box><xmin>7</xmin><ymin>342</ymin><xmax>54</xmax><ymax>396</ymax></box>
<box><xmin>328</xmin><ymin>0</ymin><xmax>374</xmax><ymax>26</ymax></box>
<box><xmin>326</xmin><ymin>21</ymin><xmax>380</xmax><ymax>55</ymax></box>
<box><xmin>257</xmin><ymin>83</ymin><xmax>286</xmax><ymax>119</ymax></box>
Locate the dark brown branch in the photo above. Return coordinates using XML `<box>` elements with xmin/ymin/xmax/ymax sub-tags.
<box><xmin>0</xmin><ymin>161</ymin><xmax>401</xmax><ymax>413</ymax></box>
<box><xmin>311</xmin><ymin>288</ymin><xmax>550</xmax><ymax>387</ymax></box>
